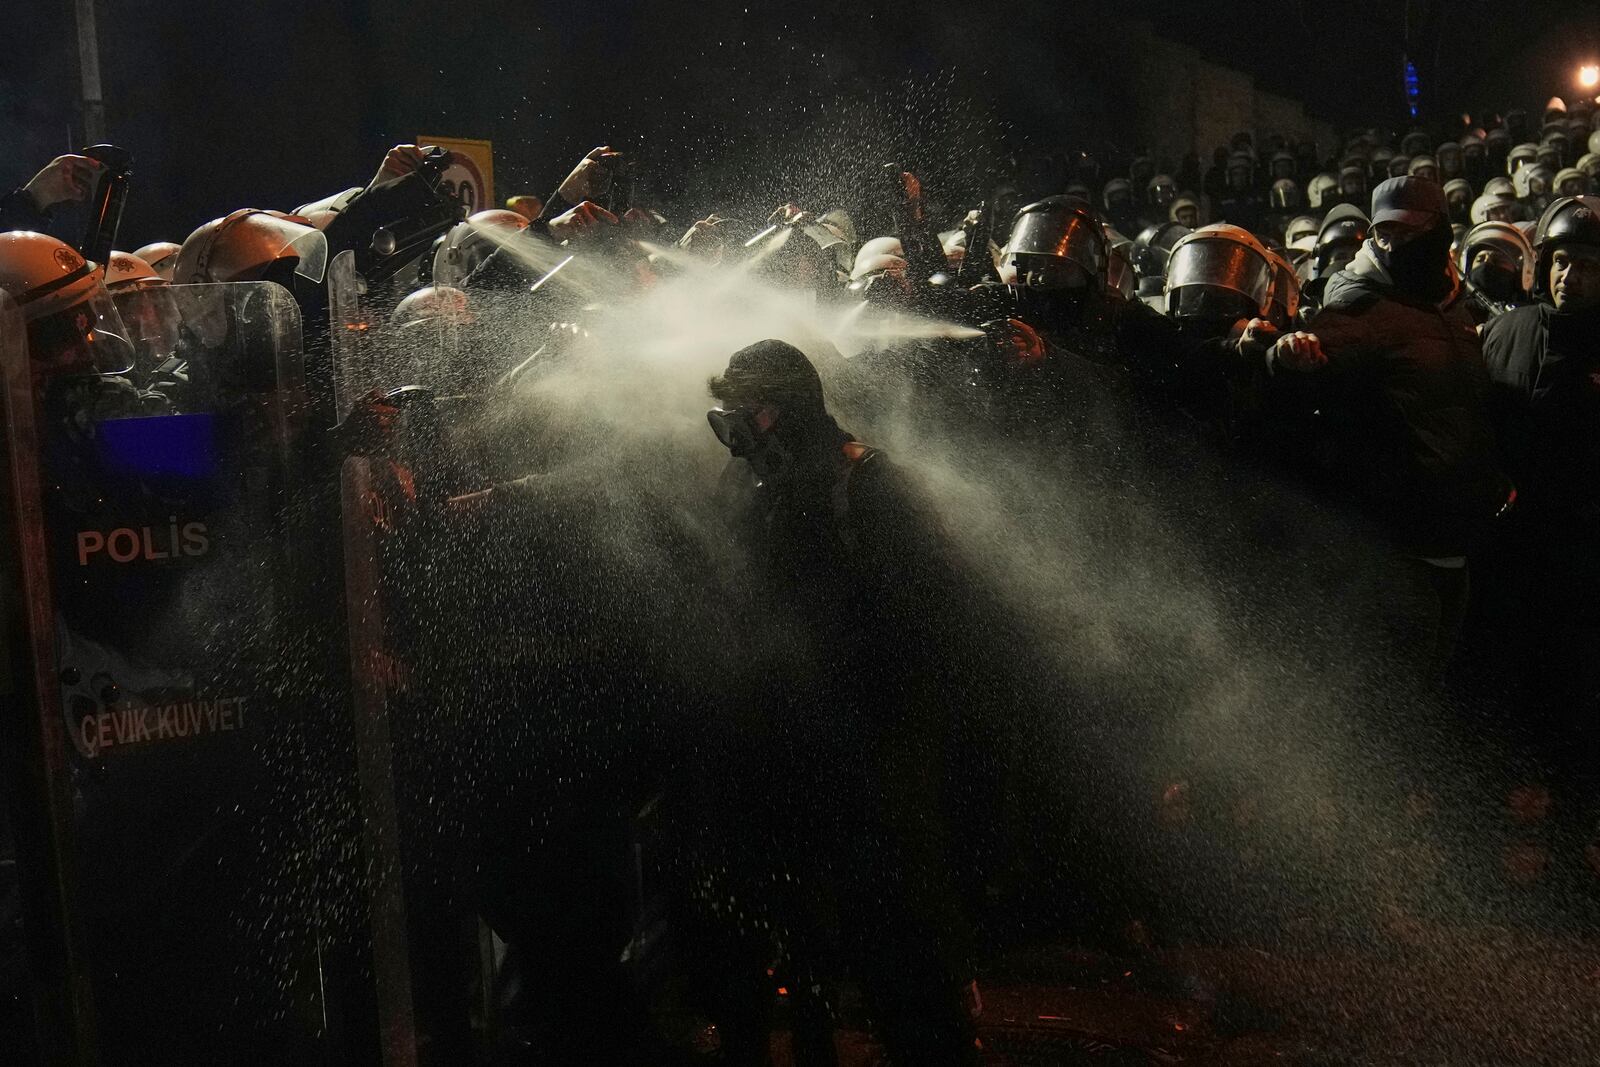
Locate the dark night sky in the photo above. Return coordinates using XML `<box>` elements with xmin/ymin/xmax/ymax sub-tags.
<box><xmin>3</xmin><ymin>0</ymin><xmax>1594</xmax><ymax>248</ymax></box>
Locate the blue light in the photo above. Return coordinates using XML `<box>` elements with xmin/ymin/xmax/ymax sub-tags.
<box><xmin>96</xmin><ymin>413</ymin><xmax>218</xmax><ymax>479</ymax></box>
<box><xmin>1404</xmin><ymin>58</ymin><xmax>1420</xmax><ymax>118</ymax></box>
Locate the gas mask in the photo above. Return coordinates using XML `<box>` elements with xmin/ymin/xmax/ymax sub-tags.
<box><xmin>708</xmin><ymin>406</ymin><xmax>791</xmax><ymax>483</ymax></box>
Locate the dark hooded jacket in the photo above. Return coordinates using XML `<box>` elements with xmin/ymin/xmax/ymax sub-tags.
<box><xmin>1281</xmin><ymin>242</ymin><xmax>1514</xmax><ymax>557</ymax></box>
<box><xmin>1481</xmin><ymin>300</ymin><xmax>1600</xmax><ymax>523</ymax></box>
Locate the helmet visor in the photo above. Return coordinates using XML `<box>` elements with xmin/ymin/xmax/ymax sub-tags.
<box><xmin>1166</xmin><ymin>239</ymin><xmax>1272</xmax><ymax>310</ymax></box>
<box><xmin>1006</xmin><ymin>206</ymin><xmax>1104</xmax><ymax>282</ymax></box>
<box><xmin>26</xmin><ymin>289</ymin><xmax>136</xmax><ymax>380</ymax></box>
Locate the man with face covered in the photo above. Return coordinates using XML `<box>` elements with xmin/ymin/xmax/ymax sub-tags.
<box><xmin>1258</xmin><ymin>177</ymin><xmax>1515</xmax><ymax>679</ymax></box>
<box><xmin>702</xmin><ymin>339</ymin><xmax>981</xmax><ymax>1066</ymax></box>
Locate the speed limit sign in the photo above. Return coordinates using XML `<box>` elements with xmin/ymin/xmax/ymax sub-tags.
<box><xmin>418</xmin><ymin>135</ymin><xmax>495</xmax><ymax>214</ymax></box>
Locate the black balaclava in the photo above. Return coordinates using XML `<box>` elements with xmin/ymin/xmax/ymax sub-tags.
<box><xmin>1376</xmin><ymin>218</ymin><xmax>1455</xmax><ymax>303</ymax></box>
<box><xmin>1469</xmin><ymin>259</ymin><xmax>1522</xmax><ymax>303</ymax></box>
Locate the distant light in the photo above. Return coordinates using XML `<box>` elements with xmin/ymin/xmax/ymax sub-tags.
<box><xmin>1581</xmin><ymin>65</ymin><xmax>1600</xmax><ymax>90</ymax></box>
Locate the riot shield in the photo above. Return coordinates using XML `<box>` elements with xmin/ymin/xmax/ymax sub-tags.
<box><xmin>1</xmin><ymin>282</ymin><xmax>347</xmax><ymax>1064</ymax></box>
<box><xmin>330</xmin><ymin>250</ymin><xmax>471</xmax><ymax>426</ymax></box>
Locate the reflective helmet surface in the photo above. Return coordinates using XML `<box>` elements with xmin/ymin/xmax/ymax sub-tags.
<box><xmin>103</xmin><ymin>250</ymin><xmax>164</xmax><ymax>292</ymax></box>
<box><xmin>1458</xmin><ymin>221</ymin><xmax>1536</xmax><ymax>293</ymax></box>
<box><xmin>1163</xmin><ymin>223</ymin><xmax>1276</xmax><ymax>318</ymax></box>
<box><xmin>0</xmin><ymin>230</ymin><xmax>136</xmax><ymax>378</ymax></box>
<box><xmin>172</xmin><ymin>209</ymin><xmax>329</xmax><ymax>285</ymax></box>
<box><xmin>1531</xmin><ymin>195</ymin><xmax>1600</xmax><ymax>298</ymax></box>
<box><xmin>1004</xmin><ymin>196</ymin><xmax>1109</xmax><ymax>289</ymax></box>
<box><xmin>132</xmin><ymin>240</ymin><xmax>182</xmax><ymax>281</ymax></box>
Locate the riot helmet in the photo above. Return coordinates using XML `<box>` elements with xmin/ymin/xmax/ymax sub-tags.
<box><xmin>1269</xmin><ymin>179</ymin><xmax>1302</xmax><ymax>212</ymax></box>
<box><xmin>1103</xmin><ymin>178</ymin><xmax>1134</xmax><ymax>212</ymax></box>
<box><xmin>1531</xmin><ymin>195</ymin><xmax>1600</xmax><ymax>303</ymax></box>
<box><xmin>1443</xmin><ymin>178</ymin><xmax>1474</xmax><ymax>223</ymax></box>
<box><xmin>1312</xmin><ymin>203</ymin><xmax>1370</xmax><ymax>279</ymax></box>
<box><xmin>103</xmin><ymin>250</ymin><xmax>164</xmax><ymax>293</ymax></box>
<box><xmin>1400</xmin><ymin>130</ymin><xmax>1430</xmax><ymax>158</ymax></box>
<box><xmin>1169</xmin><ymin>194</ymin><xmax>1200</xmax><ymax>229</ymax></box>
<box><xmin>1284</xmin><ymin>214</ymin><xmax>1318</xmax><ymax>246</ymax></box>
<box><xmin>1513</xmin><ymin>163</ymin><xmax>1553</xmax><ymax>203</ymax></box>
<box><xmin>1436</xmin><ymin>141</ymin><xmax>1463</xmax><ymax>179</ymax></box>
<box><xmin>1307</xmin><ymin>172</ymin><xmax>1339</xmax><ymax>210</ymax></box>
<box><xmin>0</xmin><ymin>231</ymin><xmax>136</xmax><ymax>382</ymax></box>
<box><xmin>431</xmin><ymin>208</ymin><xmax>529</xmax><ymax>288</ymax></box>
<box><xmin>1554</xmin><ymin>167</ymin><xmax>1592</xmax><ymax>198</ymax></box>
<box><xmin>1004</xmin><ymin>195</ymin><xmax>1109</xmax><ymax>292</ymax></box>
<box><xmin>132</xmin><ymin>241</ymin><xmax>182</xmax><ymax>282</ymax></box>
<box><xmin>1264</xmin><ymin>248</ymin><xmax>1300</xmax><ymax>327</ymax></box>
<box><xmin>1507</xmin><ymin>143</ymin><xmax>1538</xmax><ymax>174</ymax></box>
<box><xmin>1129</xmin><ymin>155</ymin><xmax>1155</xmax><ymax>188</ymax></box>
<box><xmin>1459</xmin><ymin>220</ymin><xmax>1535</xmax><ymax>304</ymax></box>
<box><xmin>1269</xmin><ymin>151</ymin><xmax>1297</xmax><ymax>181</ymax></box>
<box><xmin>1407</xmin><ymin>155</ymin><xmax>1438</xmax><ymax>184</ymax></box>
<box><xmin>1147</xmin><ymin>174</ymin><xmax>1178</xmax><ymax>209</ymax></box>
<box><xmin>1163</xmin><ymin>223</ymin><xmax>1275</xmax><ymax>322</ymax></box>
<box><xmin>172</xmin><ymin>209</ymin><xmax>328</xmax><ymax>286</ymax></box>
<box><xmin>1132</xmin><ymin>221</ymin><xmax>1191</xmax><ymax>276</ymax></box>
<box><xmin>1339</xmin><ymin>164</ymin><xmax>1366</xmax><ymax>201</ymax></box>
<box><xmin>1387</xmin><ymin>154</ymin><xmax>1412</xmax><ymax>178</ymax></box>
<box><xmin>849</xmin><ymin>235</ymin><xmax>909</xmax><ymax>282</ymax></box>
<box><xmin>1225</xmin><ymin>152</ymin><xmax>1254</xmax><ymax>192</ymax></box>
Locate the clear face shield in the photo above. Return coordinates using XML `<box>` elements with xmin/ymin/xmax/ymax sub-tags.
<box><xmin>1005</xmin><ymin>206</ymin><xmax>1104</xmax><ymax>289</ymax></box>
<box><xmin>1165</xmin><ymin>239</ymin><xmax>1272</xmax><ymax>317</ymax></box>
<box><xmin>26</xmin><ymin>289</ymin><xmax>137</xmax><ymax>383</ymax></box>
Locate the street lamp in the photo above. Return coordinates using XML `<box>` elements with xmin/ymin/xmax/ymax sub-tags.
<box><xmin>1580</xmin><ymin>64</ymin><xmax>1600</xmax><ymax>91</ymax></box>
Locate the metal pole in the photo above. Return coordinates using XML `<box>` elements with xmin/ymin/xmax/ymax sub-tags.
<box><xmin>73</xmin><ymin>0</ymin><xmax>105</xmax><ymax>144</ymax></box>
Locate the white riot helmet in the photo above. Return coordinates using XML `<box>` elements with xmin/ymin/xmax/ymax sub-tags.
<box><xmin>431</xmin><ymin>208</ymin><xmax>529</xmax><ymax>288</ymax></box>
<box><xmin>103</xmin><ymin>250</ymin><xmax>165</xmax><ymax>292</ymax></box>
<box><xmin>850</xmin><ymin>236</ymin><xmax>909</xmax><ymax>281</ymax></box>
<box><xmin>1306</xmin><ymin>172</ymin><xmax>1339</xmax><ymax>210</ymax></box>
<box><xmin>1507</xmin><ymin>143</ymin><xmax>1539</xmax><ymax>174</ymax></box>
<box><xmin>1458</xmin><ymin>220</ymin><xmax>1536</xmax><ymax>294</ymax></box>
<box><xmin>132</xmin><ymin>241</ymin><xmax>182</xmax><ymax>281</ymax></box>
<box><xmin>172</xmin><ymin>209</ymin><xmax>329</xmax><ymax>285</ymax></box>
<box><xmin>1554</xmin><ymin>167</ymin><xmax>1592</xmax><ymax>198</ymax></box>
<box><xmin>1284</xmin><ymin>214</ymin><xmax>1318</xmax><ymax>246</ymax></box>
<box><xmin>0</xmin><ymin>231</ymin><xmax>136</xmax><ymax>379</ymax></box>
<box><xmin>1163</xmin><ymin>223</ymin><xmax>1276</xmax><ymax>321</ymax></box>
<box><xmin>1470</xmin><ymin>193</ymin><xmax>1522</xmax><ymax>226</ymax></box>
<box><xmin>1512</xmin><ymin>164</ymin><xmax>1553</xmax><ymax>201</ymax></box>
<box><xmin>1483</xmin><ymin>176</ymin><xmax>1516</xmax><ymax>199</ymax></box>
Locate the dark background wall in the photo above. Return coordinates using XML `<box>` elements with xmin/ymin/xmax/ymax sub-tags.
<box><xmin>3</xmin><ymin>0</ymin><xmax>1594</xmax><ymax>249</ymax></box>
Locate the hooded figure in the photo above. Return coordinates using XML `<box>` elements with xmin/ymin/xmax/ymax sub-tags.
<box><xmin>1280</xmin><ymin>177</ymin><xmax>1515</xmax><ymax>673</ymax></box>
<box><xmin>706</xmin><ymin>339</ymin><xmax>983</xmax><ymax>1065</ymax></box>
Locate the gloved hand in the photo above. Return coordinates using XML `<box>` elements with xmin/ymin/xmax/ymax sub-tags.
<box><xmin>547</xmin><ymin>201</ymin><xmax>618</xmax><ymax>243</ymax></box>
<box><xmin>557</xmin><ymin>146</ymin><xmax>623</xmax><ymax>205</ymax></box>
<box><xmin>21</xmin><ymin>154</ymin><xmax>105</xmax><ymax>210</ymax></box>
<box><xmin>367</xmin><ymin>144</ymin><xmax>438</xmax><ymax>191</ymax></box>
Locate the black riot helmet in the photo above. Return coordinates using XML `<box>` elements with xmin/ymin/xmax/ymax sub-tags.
<box><xmin>1312</xmin><ymin>203</ymin><xmax>1370</xmax><ymax>279</ymax></box>
<box><xmin>1531</xmin><ymin>195</ymin><xmax>1600</xmax><ymax>300</ymax></box>
<box><xmin>1003</xmin><ymin>195</ymin><xmax>1109</xmax><ymax>292</ymax></box>
<box><xmin>1131</xmin><ymin>220</ymin><xmax>1191</xmax><ymax>277</ymax></box>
